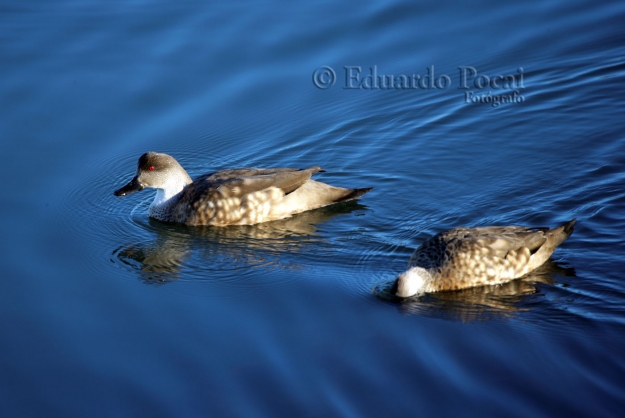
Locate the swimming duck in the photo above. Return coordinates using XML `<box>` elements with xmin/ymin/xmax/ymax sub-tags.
<box><xmin>114</xmin><ymin>152</ymin><xmax>372</xmax><ymax>226</ymax></box>
<box><xmin>392</xmin><ymin>219</ymin><xmax>576</xmax><ymax>297</ymax></box>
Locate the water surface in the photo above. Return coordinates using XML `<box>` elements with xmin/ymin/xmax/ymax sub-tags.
<box><xmin>2</xmin><ymin>0</ymin><xmax>625</xmax><ymax>416</ymax></box>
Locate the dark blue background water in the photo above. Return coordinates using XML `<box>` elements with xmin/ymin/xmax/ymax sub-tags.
<box><xmin>2</xmin><ymin>0</ymin><xmax>625</xmax><ymax>416</ymax></box>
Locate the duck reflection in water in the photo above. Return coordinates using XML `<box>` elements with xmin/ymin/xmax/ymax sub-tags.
<box><xmin>113</xmin><ymin>201</ymin><xmax>369</xmax><ymax>284</ymax></box>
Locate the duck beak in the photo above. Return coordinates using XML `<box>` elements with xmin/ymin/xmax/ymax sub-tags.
<box><xmin>114</xmin><ymin>176</ymin><xmax>145</xmax><ymax>197</ymax></box>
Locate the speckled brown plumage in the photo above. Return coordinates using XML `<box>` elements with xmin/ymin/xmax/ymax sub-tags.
<box><xmin>393</xmin><ymin>219</ymin><xmax>576</xmax><ymax>296</ymax></box>
<box><xmin>114</xmin><ymin>152</ymin><xmax>372</xmax><ymax>226</ymax></box>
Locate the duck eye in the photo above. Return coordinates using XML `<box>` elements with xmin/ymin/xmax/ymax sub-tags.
<box><xmin>149</xmin><ymin>166</ymin><xmax>155</xmax><ymax>171</ymax></box>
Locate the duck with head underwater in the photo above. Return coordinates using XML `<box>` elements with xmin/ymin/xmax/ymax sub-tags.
<box><xmin>391</xmin><ymin>219</ymin><xmax>576</xmax><ymax>298</ymax></box>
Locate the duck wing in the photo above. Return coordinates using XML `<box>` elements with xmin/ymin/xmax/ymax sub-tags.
<box><xmin>409</xmin><ymin>225</ymin><xmax>549</xmax><ymax>269</ymax></box>
<box><xmin>451</xmin><ymin>225</ymin><xmax>549</xmax><ymax>257</ymax></box>
<box><xmin>196</xmin><ymin>166</ymin><xmax>324</xmax><ymax>197</ymax></box>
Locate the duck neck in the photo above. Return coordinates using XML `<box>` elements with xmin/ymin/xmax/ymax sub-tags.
<box><xmin>149</xmin><ymin>173</ymin><xmax>192</xmax><ymax>214</ymax></box>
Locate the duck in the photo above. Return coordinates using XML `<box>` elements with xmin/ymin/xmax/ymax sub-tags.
<box><xmin>392</xmin><ymin>219</ymin><xmax>576</xmax><ymax>297</ymax></box>
<box><xmin>114</xmin><ymin>152</ymin><xmax>372</xmax><ymax>226</ymax></box>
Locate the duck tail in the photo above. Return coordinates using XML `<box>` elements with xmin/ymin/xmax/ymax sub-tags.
<box><xmin>526</xmin><ymin>218</ymin><xmax>576</xmax><ymax>272</ymax></box>
<box><xmin>333</xmin><ymin>187</ymin><xmax>373</xmax><ymax>203</ymax></box>
<box><xmin>547</xmin><ymin>218</ymin><xmax>576</xmax><ymax>248</ymax></box>
<box><xmin>273</xmin><ymin>181</ymin><xmax>371</xmax><ymax>219</ymax></box>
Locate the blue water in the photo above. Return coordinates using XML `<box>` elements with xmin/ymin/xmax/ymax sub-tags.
<box><xmin>2</xmin><ymin>0</ymin><xmax>625</xmax><ymax>416</ymax></box>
